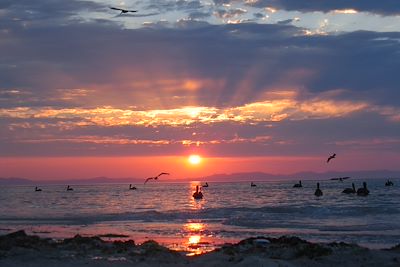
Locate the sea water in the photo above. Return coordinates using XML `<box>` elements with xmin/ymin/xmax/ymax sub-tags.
<box><xmin>0</xmin><ymin>178</ymin><xmax>399</xmax><ymax>253</ymax></box>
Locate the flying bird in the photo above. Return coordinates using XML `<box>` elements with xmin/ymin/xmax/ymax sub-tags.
<box><xmin>110</xmin><ymin>7</ymin><xmax>138</xmax><ymax>14</ymax></box>
<box><xmin>144</xmin><ymin>172</ymin><xmax>170</xmax><ymax>184</ymax></box>
<box><xmin>326</xmin><ymin>153</ymin><xmax>336</xmax><ymax>163</ymax></box>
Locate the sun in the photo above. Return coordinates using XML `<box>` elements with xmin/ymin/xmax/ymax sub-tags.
<box><xmin>188</xmin><ymin>155</ymin><xmax>201</xmax><ymax>165</ymax></box>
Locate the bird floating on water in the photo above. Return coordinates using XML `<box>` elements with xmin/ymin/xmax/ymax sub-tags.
<box><xmin>110</xmin><ymin>7</ymin><xmax>138</xmax><ymax>14</ymax></box>
<box><xmin>202</xmin><ymin>182</ymin><xmax>209</xmax><ymax>187</ymax></box>
<box><xmin>66</xmin><ymin>185</ymin><xmax>73</xmax><ymax>191</ymax></box>
<box><xmin>385</xmin><ymin>180</ymin><xmax>394</xmax><ymax>186</ymax></box>
<box><xmin>35</xmin><ymin>186</ymin><xmax>42</xmax><ymax>192</ymax></box>
<box><xmin>327</xmin><ymin>153</ymin><xmax>336</xmax><ymax>163</ymax></box>
<box><xmin>357</xmin><ymin>182</ymin><xmax>369</xmax><ymax>196</ymax></box>
<box><xmin>314</xmin><ymin>183</ymin><xmax>323</xmax><ymax>197</ymax></box>
<box><xmin>144</xmin><ymin>172</ymin><xmax>170</xmax><ymax>184</ymax></box>
<box><xmin>193</xmin><ymin>185</ymin><xmax>203</xmax><ymax>199</ymax></box>
<box><xmin>293</xmin><ymin>180</ymin><xmax>302</xmax><ymax>188</ymax></box>
<box><xmin>251</xmin><ymin>182</ymin><xmax>257</xmax><ymax>187</ymax></box>
<box><xmin>342</xmin><ymin>183</ymin><xmax>356</xmax><ymax>194</ymax></box>
<box><xmin>129</xmin><ymin>184</ymin><xmax>137</xmax><ymax>190</ymax></box>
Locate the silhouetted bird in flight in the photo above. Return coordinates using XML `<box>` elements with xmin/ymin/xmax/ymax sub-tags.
<box><xmin>144</xmin><ymin>172</ymin><xmax>170</xmax><ymax>184</ymax></box>
<box><xmin>327</xmin><ymin>153</ymin><xmax>336</xmax><ymax>163</ymax></box>
<box><xmin>110</xmin><ymin>7</ymin><xmax>138</xmax><ymax>14</ymax></box>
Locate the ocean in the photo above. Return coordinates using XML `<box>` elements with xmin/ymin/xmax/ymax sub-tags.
<box><xmin>0</xmin><ymin>178</ymin><xmax>399</xmax><ymax>254</ymax></box>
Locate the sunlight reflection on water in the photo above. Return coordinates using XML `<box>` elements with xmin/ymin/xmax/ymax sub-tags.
<box><xmin>1</xmin><ymin>179</ymin><xmax>400</xmax><ymax>250</ymax></box>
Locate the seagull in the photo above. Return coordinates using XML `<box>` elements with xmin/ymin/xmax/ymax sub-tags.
<box><xmin>110</xmin><ymin>7</ymin><xmax>138</xmax><ymax>14</ymax></box>
<box><xmin>144</xmin><ymin>172</ymin><xmax>170</xmax><ymax>184</ymax></box>
<box><xmin>327</xmin><ymin>153</ymin><xmax>336</xmax><ymax>163</ymax></box>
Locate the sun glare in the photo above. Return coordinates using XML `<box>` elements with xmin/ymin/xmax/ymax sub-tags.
<box><xmin>188</xmin><ymin>155</ymin><xmax>201</xmax><ymax>165</ymax></box>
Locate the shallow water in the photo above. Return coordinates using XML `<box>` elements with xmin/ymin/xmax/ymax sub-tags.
<box><xmin>0</xmin><ymin>178</ymin><xmax>399</xmax><ymax>254</ymax></box>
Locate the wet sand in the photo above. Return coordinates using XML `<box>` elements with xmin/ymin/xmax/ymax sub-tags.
<box><xmin>0</xmin><ymin>230</ymin><xmax>399</xmax><ymax>267</ymax></box>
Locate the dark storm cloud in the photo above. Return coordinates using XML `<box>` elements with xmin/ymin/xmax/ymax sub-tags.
<box><xmin>188</xmin><ymin>11</ymin><xmax>213</xmax><ymax>20</ymax></box>
<box><xmin>1</xmin><ymin>20</ymin><xmax>400</xmax><ymax>108</ymax></box>
<box><xmin>0</xmin><ymin>0</ymin><xmax>105</xmax><ymax>23</ymax></box>
<box><xmin>1</xmin><ymin>5</ymin><xmax>400</xmax><ymax>157</ymax></box>
<box><xmin>276</xmin><ymin>18</ymin><xmax>299</xmax><ymax>25</ymax></box>
<box><xmin>243</xmin><ymin>0</ymin><xmax>400</xmax><ymax>15</ymax></box>
<box><xmin>253</xmin><ymin>12</ymin><xmax>265</xmax><ymax>19</ymax></box>
<box><xmin>144</xmin><ymin>0</ymin><xmax>205</xmax><ymax>13</ymax></box>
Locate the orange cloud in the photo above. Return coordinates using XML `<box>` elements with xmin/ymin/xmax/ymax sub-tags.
<box><xmin>0</xmin><ymin>91</ymin><xmax>373</xmax><ymax>128</ymax></box>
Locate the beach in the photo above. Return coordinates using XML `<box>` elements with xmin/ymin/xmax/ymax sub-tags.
<box><xmin>1</xmin><ymin>180</ymin><xmax>399</xmax><ymax>266</ymax></box>
<box><xmin>1</xmin><ymin>180</ymin><xmax>400</xmax><ymax>249</ymax></box>
<box><xmin>3</xmin><ymin>0</ymin><xmax>400</xmax><ymax>265</ymax></box>
<box><xmin>0</xmin><ymin>230</ymin><xmax>399</xmax><ymax>267</ymax></box>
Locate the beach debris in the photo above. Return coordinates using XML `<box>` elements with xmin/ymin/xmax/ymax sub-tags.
<box><xmin>0</xmin><ymin>230</ymin><xmax>52</xmax><ymax>251</ymax></box>
<box><xmin>1</xmin><ymin>231</ymin><xmax>400</xmax><ymax>266</ymax></box>
<box><xmin>220</xmin><ymin>236</ymin><xmax>332</xmax><ymax>260</ymax></box>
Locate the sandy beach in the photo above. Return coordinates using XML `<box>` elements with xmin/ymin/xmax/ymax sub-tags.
<box><xmin>1</xmin><ymin>230</ymin><xmax>399</xmax><ymax>267</ymax></box>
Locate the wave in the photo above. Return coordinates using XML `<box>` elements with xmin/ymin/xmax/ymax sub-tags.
<box><xmin>1</xmin><ymin>204</ymin><xmax>399</xmax><ymax>229</ymax></box>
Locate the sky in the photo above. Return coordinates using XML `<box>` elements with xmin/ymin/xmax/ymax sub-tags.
<box><xmin>1</xmin><ymin>0</ymin><xmax>400</xmax><ymax>180</ymax></box>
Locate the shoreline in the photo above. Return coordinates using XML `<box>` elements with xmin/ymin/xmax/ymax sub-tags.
<box><xmin>0</xmin><ymin>230</ymin><xmax>399</xmax><ymax>267</ymax></box>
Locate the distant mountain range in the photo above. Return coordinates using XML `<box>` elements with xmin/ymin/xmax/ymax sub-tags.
<box><xmin>199</xmin><ymin>170</ymin><xmax>400</xmax><ymax>182</ymax></box>
<box><xmin>1</xmin><ymin>170</ymin><xmax>399</xmax><ymax>185</ymax></box>
<box><xmin>0</xmin><ymin>176</ymin><xmax>138</xmax><ymax>186</ymax></box>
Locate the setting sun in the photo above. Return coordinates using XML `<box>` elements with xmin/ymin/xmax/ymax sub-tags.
<box><xmin>188</xmin><ymin>155</ymin><xmax>202</xmax><ymax>165</ymax></box>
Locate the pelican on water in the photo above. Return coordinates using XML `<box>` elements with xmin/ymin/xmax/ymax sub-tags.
<box><xmin>129</xmin><ymin>184</ymin><xmax>137</xmax><ymax>190</ymax></box>
<box><xmin>293</xmin><ymin>180</ymin><xmax>302</xmax><ymax>188</ymax></box>
<box><xmin>144</xmin><ymin>172</ymin><xmax>170</xmax><ymax>184</ymax></box>
<box><xmin>342</xmin><ymin>183</ymin><xmax>356</xmax><ymax>194</ymax></box>
<box><xmin>314</xmin><ymin>183</ymin><xmax>323</xmax><ymax>197</ymax></box>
